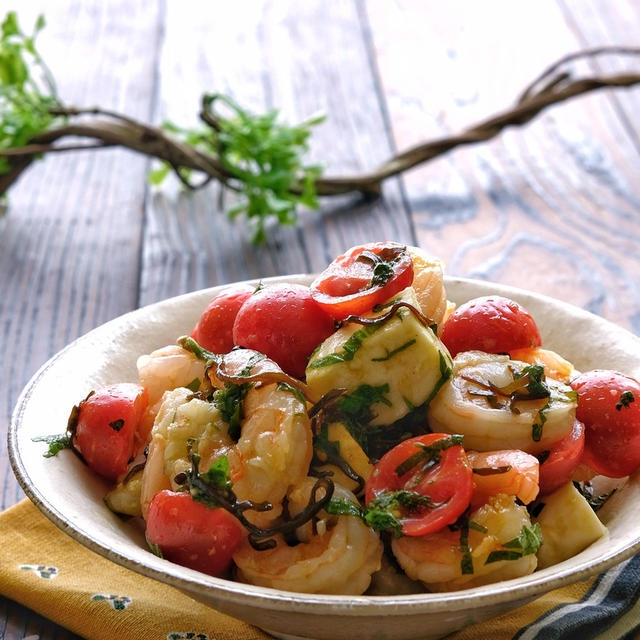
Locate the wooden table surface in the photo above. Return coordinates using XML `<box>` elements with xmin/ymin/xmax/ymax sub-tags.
<box><xmin>2</xmin><ymin>1</ymin><xmax>639</xmax><ymax>638</ymax></box>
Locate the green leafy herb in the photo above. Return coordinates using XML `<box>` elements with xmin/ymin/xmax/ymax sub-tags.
<box><xmin>177</xmin><ymin>335</ymin><xmax>220</xmax><ymax>364</ymax></box>
<box><xmin>485</xmin><ymin>523</ymin><xmax>543</xmax><ymax>564</ymax></box>
<box><xmin>313</xmin><ymin>383</ymin><xmax>390</xmax><ymax>456</ymax></box>
<box><xmin>338</xmin><ymin>383</ymin><xmax>391</xmax><ymax>420</ymax></box>
<box><xmin>308</xmin><ymin>323</ymin><xmax>383</xmax><ymax>369</ymax></box>
<box><xmin>325</xmin><ymin>497</ymin><xmax>364</xmax><ymax>519</ymax></box>
<box><xmin>468</xmin><ymin>520</ymin><xmax>488</xmax><ymax>533</ymax></box>
<box><xmin>214</xmin><ymin>382</ymin><xmax>250</xmax><ymax>441</ymax></box>
<box><xmin>394</xmin><ymin>434</ymin><xmax>463</xmax><ymax>477</ymax></box>
<box><xmin>515</xmin><ymin>365</ymin><xmax>550</xmax><ymax>398</ymax></box>
<box><xmin>145</xmin><ymin>536</ymin><xmax>163</xmax><ymax>558</ymax></box>
<box><xmin>156</xmin><ymin>94</ymin><xmax>325</xmax><ymax>244</ymax></box>
<box><xmin>370</xmin><ymin>260</ymin><xmax>394</xmax><ymax>287</ymax></box>
<box><xmin>573</xmin><ymin>481</ymin><xmax>616</xmax><ymax>512</ymax></box>
<box><xmin>371</xmin><ymin>339</ymin><xmax>417</xmax><ymax>362</ymax></box>
<box><xmin>0</xmin><ymin>12</ymin><xmax>62</xmax><ymax>173</ymax></box>
<box><xmin>32</xmin><ymin>433</ymin><xmax>72</xmax><ymax>458</ymax></box>
<box><xmin>616</xmin><ymin>390</ymin><xmax>635</xmax><ymax>410</ymax></box>
<box><xmin>531</xmin><ymin>408</ymin><xmax>547</xmax><ymax>442</ymax></box>
<box><xmin>198</xmin><ymin>455</ymin><xmax>232</xmax><ymax>491</ymax></box>
<box><xmin>327</xmin><ymin>490</ymin><xmax>441</xmax><ymax>538</ymax></box>
<box><xmin>459</xmin><ymin>522</ymin><xmax>474</xmax><ymax>575</ymax></box>
<box><xmin>276</xmin><ymin>381</ymin><xmax>307</xmax><ymax>405</ymax></box>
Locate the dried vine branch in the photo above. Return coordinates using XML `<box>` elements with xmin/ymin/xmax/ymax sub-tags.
<box><xmin>1</xmin><ymin>37</ymin><xmax>640</xmax><ymax>240</ymax></box>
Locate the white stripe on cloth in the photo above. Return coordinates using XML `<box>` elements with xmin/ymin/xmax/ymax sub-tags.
<box><xmin>516</xmin><ymin>559</ymin><xmax>632</xmax><ymax>640</ymax></box>
<box><xmin>595</xmin><ymin>592</ymin><xmax>640</xmax><ymax>640</ymax></box>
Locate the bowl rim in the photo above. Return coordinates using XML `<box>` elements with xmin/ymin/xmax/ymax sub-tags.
<box><xmin>8</xmin><ymin>274</ymin><xmax>640</xmax><ymax>617</ymax></box>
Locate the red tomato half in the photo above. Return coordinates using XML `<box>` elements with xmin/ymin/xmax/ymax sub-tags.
<box><xmin>71</xmin><ymin>383</ymin><xmax>148</xmax><ymax>481</ymax></box>
<box><xmin>190</xmin><ymin>284</ymin><xmax>254</xmax><ymax>354</ymax></box>
<box><xmin>365</xmin><ymin>433</ymin><xmax>473</xmax><ymax>536</ymax></box>
<box><xmin>232</xmin><ymin>283</ymin><xmax>335</xmax><ymax>378</ymax></box>
<box><xmin>310</xmin><ymin>242</ymin><xmax>414</xmax><ymax>320</ymax></box>
<box><xmin>538</xmin><ymin>419</ymin><xmax>585</xmax><ymax>495</ymax></box>
<box><xmin>441</xmin><ymin>295</ymin><xmax>542</xmax><ymax>358</ymax></box>
<box><xmin>145</xmin><ymin>490</ymin><xmax>245</xmax><ymax>577</ymax></box>
<box><xmin>571</xmin><ymin>370</ymin><xmax>640</xmax><ymax>478</ymax></box>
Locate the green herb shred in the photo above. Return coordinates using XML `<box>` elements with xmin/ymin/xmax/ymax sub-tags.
<box><xmin>616</xmin><ymin>390</ymin><xmax>635</xmax><ymax>410</ymax></box>
<box><xmin>485</xmin><ymin>523</ymin><xmax>543</xmax><ymax>564</ymax></box>
<box><xmin>32</xmin><ymin>433</ymin><xmax>72</xmax><ymax>458</ymax></box>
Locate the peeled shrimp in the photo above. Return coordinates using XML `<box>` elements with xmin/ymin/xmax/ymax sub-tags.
<box><xmin>140</xmin><ymin>382</ymin><xmax>313</xmax><ymax>527</ymax></box>
<box><xmin>233</xmin><ymin>478</ymin><xmax>383</xmax><ymax>595</ymax></box>
<box><xmin>467</xmin><ymin>449</ymin><xmax>539</xmax><ymax>507</ymax></box>
<box><xmin>508</xmin><ymin>347</ymin><xmax>575</xmax><ymax>383</ymax></box>
<box><xmin>392</xmin><ymin>494</ymin><xmax>538</xmax><ymax>591</ymax></box>
<box><xmin>407</xmin><ymin>246</ymin><xmax>448</xmax><ymax>326</ymax></box>
<box><xmin>136</xmin><ymin>344</ymin><xmax>206</xmax><ymax>437</ymax></box>
<box><xmin>427</xmin><ymin>351</ymin><xmax>577</xmax><ymax>454</ymax></box>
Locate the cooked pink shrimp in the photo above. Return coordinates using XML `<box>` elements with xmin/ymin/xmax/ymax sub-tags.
<box><xmin>467</xmin><ymin>449</ymin><xmax>539</xmax><ymax>508</ymax></box>
<box><xmin>407</xmin><ymin>246</ymin><xmax>448</xmax><ymax>325</ymax></box>
<box><xmin>392</xmin><ymin>494</ymin><xmax>538</xmax><ymax>591</ymax></box>
<box><xmin>136</xmin><ymin>344</ymin><xmax>206</xmax><ymax>438</ymax></box>
<box><xmin>140</xmin><ymin>382</ymin><xmax>312</xmax><ymax>527</ymax></box>
<box><xmin>233</xmin><ymin>478</ymin><xmax>383</xmax><ymax>595</ymax></box>
<box><xmin>427</xmin><ymin>352</ymin><xmax>577</xmax><ymax>454</ymax></box>
<box><xmin>508</xmin><ymin>347</ymin><xmax>575</xmax><ymax>383</ymax></box>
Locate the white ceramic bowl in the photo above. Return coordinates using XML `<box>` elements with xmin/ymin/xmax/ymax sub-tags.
<box><xmin>9</xmin><ymin>276</ymin><xmax>640</xmax><ymax>640</ymax></box>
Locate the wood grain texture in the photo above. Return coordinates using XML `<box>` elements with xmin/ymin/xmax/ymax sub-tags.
<box><xmin>365</xmin><ymin>0</ymin><xmax>640</xmax><ymax>333</ymax></box>
<box><xmin>0</xmin><ymin>2</ymin><xmax>160</xmax><ymax>637</ymax></box>
<box><xmin>1</xmin><ymin>1</ymin><xmax>639</xmax><ymax>638</ymax></box>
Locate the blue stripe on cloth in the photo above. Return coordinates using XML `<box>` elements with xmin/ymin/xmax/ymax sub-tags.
<box><xmin>513</xmin><ymin>554</ymin><xmax>640</xmax><ymax>640</ymax></box>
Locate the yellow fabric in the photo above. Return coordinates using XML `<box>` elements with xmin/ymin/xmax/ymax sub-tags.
<box><xmin>0</xmin><ymin>499</ymin><xmax>597</xmax><ymax>640</ymax></box>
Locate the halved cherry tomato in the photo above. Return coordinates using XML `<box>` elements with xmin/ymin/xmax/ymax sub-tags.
<box><xmin>365</xmin><ymin>433</ymin><xmax>473</xmax><ymax>536</ymax></box>
<box><xmin>571</xmin><ymin>370</ymin><xmax>640</xmax><ymax>478</ymax></box>
<box><xmin>71</xmin><ymin>383</ymin><xmax>148</xmax><ymax>481</ymax></box>
<box><xmin>538</xmin><ymin>419</ymin><xmax>585</xmax><ymax>495</ymax></box>
<box><xmin>190</xmin><ymin>283</ymin><xmax>254</xmax><ymax>353</ymax></box>
<box><xmin>310</xmin><ymin>242</ymin><xmax>414</xmax><ymax>320</ymax></box>
<box><xmin>441</xmin><ymin>295</ymin><xmax>542</xmax><ymax>358</ymax></box>
<box><xmin>145</xmin><ymin>490</ymin><xmax>245</xmax><ymax>577</ymax></box>
<box><xmin>232</xmin><ymin>283</ymin><xmax>335</xmax><ymax>378</ymax></box>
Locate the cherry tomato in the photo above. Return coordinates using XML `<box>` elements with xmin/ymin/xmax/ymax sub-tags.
<box><xmin>310</xmin><ymin>242</ymin><xmax>414</xmax><ymax>320</ymax></box>
<box><xmin>441</xmin><ymin>295</ymin><xmax>542</xmax><ymax>358</ymax></box>
<box><xmin>538</xmin><ymin>419</ymin><xmax>585</xmax><ymax>494</ymax></box>
<box><xmin>145</xmin><ymin>490</ymin><xmax>245</xmax><ymax>577</ymax></box>
<box><xmin>232</xmin><ymin>283</ymin><xmax>335</xmax><ymax>378</ymax></box>
<box><xmin>71</xmin><ymin>383</ymin><xmax>148</xmax><ymax>481</ymax></box>
<box><xmin>570</xmin><ymin>370</ymin><xmax>640</xmax><ymax>478</ymax></box>
<box><xmin>190</xmin><ymin>284</ymin><xmax>254</xmax><ymax>353</ymax></box>
<box><xmin>365</xmin><ymin>433</ymin><xmax>473</xmax><ymax>536</ymax></box>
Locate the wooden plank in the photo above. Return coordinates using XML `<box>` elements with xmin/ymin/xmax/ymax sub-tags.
<box><xmin>0</xmin><ymin>3</ymin><xmax>162</xmax><ymax>638</ymax></box>
<box><xmin>139</xmin><ymin>0</ymin><xmax>415</xmax><ymax>309</ymax></box>
<box><xmin>365</xmin><ymin>0</ymin><xmax>640</xmax><ymax>334</ymax></box>
<box><xmin>0</xmin><ymin>0</ymin><xmax>161</xmax><ymax>506</ymax></box>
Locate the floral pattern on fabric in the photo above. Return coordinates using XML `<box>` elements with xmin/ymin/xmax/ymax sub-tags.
<box><xmin>19</xmin><ymin>564</ymin><xmax>58</xmax><ymax>579</ymax></box>
<box><xmin>167</xmin><ymin>633</ymin><xmax>209</xmax><ymax>640</ymax></box>
<box><xmin>91</xmin><ymin>594</ymin><xmax>133</xmax><ymax>610</ymax></box>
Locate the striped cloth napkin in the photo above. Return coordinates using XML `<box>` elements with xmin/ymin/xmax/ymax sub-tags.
<box><xmin>1</xmin><ymin>499</ymin><xmax>639</xmax><ymax>640</ymax></box>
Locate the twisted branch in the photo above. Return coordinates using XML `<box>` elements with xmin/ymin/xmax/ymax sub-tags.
<box><xmin>2</xmin><ymin>47</ymin><xmax>640</xmax><ymax>200</ymax></box>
